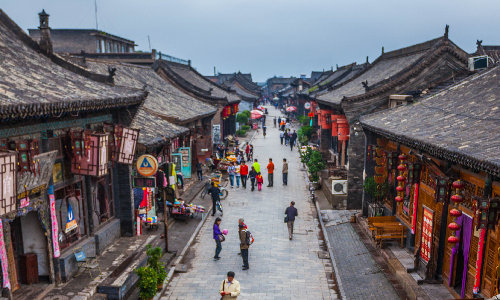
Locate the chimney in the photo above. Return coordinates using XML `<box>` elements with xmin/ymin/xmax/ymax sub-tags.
<box><xmin>38</xmin><ymin>10</ymin><xmax>53</xmax><ymax>56</ymax></box>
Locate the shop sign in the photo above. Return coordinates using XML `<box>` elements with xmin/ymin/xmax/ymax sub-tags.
<box><xmin>420</xmin><ymin>206</ymin><xmax>434</xmax><ymax>264</ymax></box>
<box><xmin>49</xmin><ymin>188</ymin><xmax>60</xmax><ymax>258</ymax></box>
<box><xmin>19</xmin><ymin>197</ymin><xmax>30</xmax><ymax>208</ymax></box>
<box><xmin>304</xmin><ymin>102</ymin><xmax>311</xmax><ymax>110</ymax></box>
<box><xmin>65</xmin><ymin>202</ymin><xmax>78</xmax><ymax>233</ymax></box>
<box><xmin>0</xmin><ymin>220</ymin><xmax>10</xmax><ymax>290</ymax></box>
<box><xmin>133</xmin><ymin>176</ymin><xmax>156</xmax><ymax>188</ymax></box>
<box><xmin>473</xmin><ymin>228</ymin><xmax>485</xmax><ymax>294</ymax></box>
<box><xmin>136</xmin><ymin>155</ymin><xmax>158</xmax><ymax>177</ymax></box>
<box><xmin>179</xmin><ymin>147</ymin><xmax>191</xmax><ymax>179</ymax></box>
<box><xmin>17</xmin><ymin>151</ymin><xmax>57</xmax><ymax>199</ymax></box>
<box><xmin>212</xmin><ymin>124</ymin><xmax>221</xmax><ymax>144</ymax></box>
<box><xmin>116</xmin><ymin>126</ymin><xmax>139</xmax><ymax>165</ymax></box>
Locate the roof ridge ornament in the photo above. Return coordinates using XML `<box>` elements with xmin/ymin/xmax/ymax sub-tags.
<box><xmin>362</xmin><ymin>80</ymin><xmax>370</xmax><ymax>92</ymax></box>
<box><xmin>444</xmin><ymin>24</ymin><xmax>449</xmax><ymax>40</ymax></box>
<box><xmin>366</xmin><ymin>56</ymin><xmax>369</xmax><ymax>63</ymax></box>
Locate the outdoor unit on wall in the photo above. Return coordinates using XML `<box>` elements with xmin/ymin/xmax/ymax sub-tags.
<box><xmin>468</xmin><ymin>55</ymin><xmax>488</xmax><ymax>71</ymax></box>
<box><xmin>332</xmin><ymin>180</ymin><xmax>347</xmax><ymax>195</ymax></box>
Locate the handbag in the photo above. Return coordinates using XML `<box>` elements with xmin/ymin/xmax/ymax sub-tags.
<box><xmin>284</xmin><ymin>215</ymin><xmax>289</xmax><ymax>223</ymax></box>
<box><xmin>218</xmin><ymin>234</ymin><xmax>225</xmax><ymax>242</ymax></box>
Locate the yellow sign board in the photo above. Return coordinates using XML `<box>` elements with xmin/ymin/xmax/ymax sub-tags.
<box><xmin>136</xmin><ymin>155</ymin><xmax>158</xmax><ymax>177</ymax></box>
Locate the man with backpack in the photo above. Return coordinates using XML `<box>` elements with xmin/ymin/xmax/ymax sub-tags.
<box><xmin>239</xmin><ymin>224</ymin><xmax>250</xmax><ymax>270</ymax></box>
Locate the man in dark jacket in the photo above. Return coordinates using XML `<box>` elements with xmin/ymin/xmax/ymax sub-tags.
<box><xmin>290</xmin><ymin>130</ymin><xmax>298</xmax><ymax>151</ymax></box>
<box><xmin>208</xmin><ymin>182</ymin><xmax>221</xmax><ymax>216</ymax></box>
<box><xmin>248</xmin><ymin>167</ymin><xmax>257</xmax><ymax>191</ymax></box>
<box><xmin>285</xmin><ymin>201</ymin><xmax>298</xmax><ymax>240</ymax></box>
<box><xmin>239</xmin><ymin>224</ymin><xmax>249</xmax><ymax>270</ymax></box>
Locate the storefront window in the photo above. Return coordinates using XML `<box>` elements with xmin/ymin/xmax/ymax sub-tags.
<box><xmin>91</xmin><ymin>171</ymin><xmax>114</xmax><ymax>226</ymax></box>
<box><xmin>55</xmin><ymin>181</ymin><xmax>86</xmax><ymax>250</ymax></box>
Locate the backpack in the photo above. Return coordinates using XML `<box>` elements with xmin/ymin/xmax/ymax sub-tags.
<box><xmin>245</xmin><ymin>231</ymin><xmax>254</xmax><ymax>246</ymax></box>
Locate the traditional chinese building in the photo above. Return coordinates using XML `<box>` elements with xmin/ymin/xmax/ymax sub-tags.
<box><xmin>359</xmin><ymin>63</ymin><xmax>500</xmax><ymax>299</ymax></box>
<box><xmin>220</xmin><ymin>72</ymin><xmax>261</xmax><ymax>112</ymax></box>
<box><xmin>0</xmin><ymin>9</ymin><xmax>148</xmax><ymax>297</ymax></box>
<box><xmin>312</xmin><ymin>28</ymin><xmax>470</xmax><ymax>209</ymax></box>
<box><xmin>153</xmin><ymin>60</ymin><xmax>241</xmax><ymax>146</ymax></box>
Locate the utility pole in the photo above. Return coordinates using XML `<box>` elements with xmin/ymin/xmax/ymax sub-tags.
<box><xmin>148</xmin><ymin>36</ymin><xmax>151</xmax><ymax>52</ymax></box>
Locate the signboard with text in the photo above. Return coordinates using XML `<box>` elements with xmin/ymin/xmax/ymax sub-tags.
<box><xmin>420</xmin><ymin>206</ymin><xmax>434</xmax><ymax>264</ymax></box>
<box><xmin>133</xmin><ymin>177</ymin><xmax>156</xmax><ymax>188</ymax></box>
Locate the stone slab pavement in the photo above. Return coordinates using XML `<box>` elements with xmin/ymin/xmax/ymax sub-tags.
<box><xmin>322</xmin><ymin>210</ymin><xmax>401</xmax><ymax>300</ymax></box>
<box><xmin>162</xmin><ymin>106</ymin><xmax>337</xmax><ymax>300</ymax></box>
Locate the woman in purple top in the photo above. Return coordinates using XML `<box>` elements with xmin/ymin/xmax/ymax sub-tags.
<box><xmin>213</xmin><ymin>217</ymin><xmax>223</xmax><ymax>261</ymax></box>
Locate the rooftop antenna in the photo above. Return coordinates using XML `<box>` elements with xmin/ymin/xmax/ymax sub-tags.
<box><xmin>94</xmin><ymin>0</ymin><xmax>98</xmax><ymax>30</ymax></box>
<box><xmin>148</xmin><ymin>35</ymin><xmax>151</xmax><ymax>52</ymax></box>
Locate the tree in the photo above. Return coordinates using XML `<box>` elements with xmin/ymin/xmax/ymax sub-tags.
<box><xmin>236</xmin><ymin>113</ymin><xmax>248</xmax><ymax>130</ymax></box>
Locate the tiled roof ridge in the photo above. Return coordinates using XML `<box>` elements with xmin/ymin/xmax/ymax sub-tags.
<box><xmin>234</xmin><ymin>73</ymin><xmax>260</xmax><ymax>90</ymax></box>
<box><xmin>0</xmin><ymin>9</ymin><xmax>115</xmax><ymax>86</ymax></box>
<box><xmin>380</xmin><ymin>37</ymin><xmax>443</xmax><ymax>60</ymax></box>
<box><xmin>154</xmin><ymin>61</ymin><xmax>228</xmax><ymax>102</ymax></box>
<box><xmin>358</xmin><ymin>67</ymin><xmax>500</xmax><ymax>173</ymax></box>
<box><xmin>316</xmin><ymin>65</ymin><xmax>361</xmax><ymax>92</ymax></box>
<box><xmin>343</xmin><ymin>39</ymin><xmax>469</xmax><ymax>102</ymax></box>
<box><xmin>229</xmin><ymin>77</ymin><xmax>261</xmax><ymax>96</ymax></box>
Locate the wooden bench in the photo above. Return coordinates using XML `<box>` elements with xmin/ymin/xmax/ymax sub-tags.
<box><xmin>375</xmin><ymin>225</ymin><xmax>406</xmax><ymax>248</ymax></box>
<box><xmin>368</xmin><ymin>216</ymin><xmax>397</xmax><ymax>238</ymax></box>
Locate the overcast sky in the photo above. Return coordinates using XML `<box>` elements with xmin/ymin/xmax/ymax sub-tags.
<box><xmin>3</xmin><ymin>0</ymin><xmax>499</xmax><ymax>82</ymax></box>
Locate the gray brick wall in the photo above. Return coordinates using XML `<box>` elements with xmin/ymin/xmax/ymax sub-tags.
<box><xmin>57</xmin><ymin>237</ymin><xmax>96</xmax><ymax>282</ymax></box>
<box><xmin>113</xmin><ymin>164</ymin><xmax>135</xmax><ymax>237</ymax></box>
<box><xmin>346</xmin><ymin>123</ymin><xmax>365</xmax><ymax>209</ymax></box>
<box><xmin>95</xmin><ymin>219</ymin><xmax>121</xmax><ymax>255</ymax></box>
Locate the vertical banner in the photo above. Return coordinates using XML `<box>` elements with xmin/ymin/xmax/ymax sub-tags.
<box><xmin>420</xmin><ymin>206</ymin><xmax>434</xmax><ymax>263</ymax></box>
<box><xmin>49</xmin><ymin>186</ymin><xmax>60</xmax><ymax>258</ymax></box>
<box><xmin>0</xmin><ymin>220</ymin><xmax>11</xmax><ymax>290</ymax></box>
<box><xmin>411</xmin><ymin>183</ymin><xmax>419</xmax><ymax>234</ymax></box>
<box><xmin>473</xmin><ymin>229</ymin><xmax>486</xmax><ymax>295</ymax></box>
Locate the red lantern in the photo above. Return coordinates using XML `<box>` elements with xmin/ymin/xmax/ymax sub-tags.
<box><xmin>396</xmin><ymin>186</ymin><xmax>405</xmax><ymax>192</ymax></box>
<box><xmin>448</xmin><ymin>222</ymin><xmax>461</xmax><ymax>231</ymax></box>
<box><xmin>397</xmin><ymin>164</ymin><xmax>406</xmax><ymax>172</ymax></box>
<box><xmin>308</xmin><ymin>112</ymin><xmax>314</xmax><ymax>118</ymax></box>
<box><xmin>398</xmin><ymin>154</ymin><xmax>407</xmax><ymax>161</ymax></box>
<box><xmin>395</xmin><ymin>196</ymin><xmax>403</xmax><ymax>202</ymax></box>
<box><xmin>450</xmin><ymin>209</ymin><xmax>463</xmax><ymax>218</ymax></box>
<box><xmin>448</xmin><ymin>236</ymin><xmax>460</xmax><ymax>244</ymax></box>
<box><xmin>397</xmin><ymin>176</ymin><xmax>406</xmax><ymax>182</ymax></box>
<box><xmin>451</xmin><ymin>194</ymin><xmax>463</xmax><ymax>203</ymax></box>
<box><xmin>452</xmin><ymin>180</ymin><xmax>465</xmax><ymax>189</ymax></box>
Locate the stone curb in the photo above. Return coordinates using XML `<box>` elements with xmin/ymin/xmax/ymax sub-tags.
<box><xmin>303</xmin><ymin>166</ymin><xmax>346</xmax><ymax>299</ymax></box>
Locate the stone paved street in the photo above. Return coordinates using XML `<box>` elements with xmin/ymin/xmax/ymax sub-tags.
<box><xmin>162</xmin><ymin>107</ymin><xmax>336</xmax><ymax>300</ymax></box>
<box><xmin>322</xmin><ymin>210</ymin><xmax>401</xmax><ymax>300</ymax></box>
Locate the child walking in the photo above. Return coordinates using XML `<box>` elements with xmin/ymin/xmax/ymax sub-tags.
<box><xmin>256</xmin><ymin>172</ymin><xmax>264</xmax><ymax>191</ymax></box>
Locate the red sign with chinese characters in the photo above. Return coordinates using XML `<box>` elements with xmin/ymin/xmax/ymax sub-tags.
<box><xmin>420</xmin><ymin>206</ymin><xmax>434</xmax><ymax>264</ymax></box>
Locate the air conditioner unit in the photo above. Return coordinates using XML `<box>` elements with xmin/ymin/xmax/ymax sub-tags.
<box><xmin>332</xmin><ymin>180</ymin><xmax>347</xmax><ymax>195</ymax></box>
<box><xmin>468</xmin><ymin>55</ymin><xmax>488</xmax><ymax>71</ymax></box>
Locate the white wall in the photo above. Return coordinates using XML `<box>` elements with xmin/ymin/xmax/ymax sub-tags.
<box><xmin>21</xmin><ymin>211</ymin><xmax>49</xmax><ymax>276</ymax></box>
<box><xmin>239</xmin><ymin>100</ymin><xmax>253</xmax><ymax>113</ymax></box>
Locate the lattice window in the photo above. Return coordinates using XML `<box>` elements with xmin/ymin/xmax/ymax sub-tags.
<box><xmin>91</xmin><ymin>169</ymin><xmax>114</xmax><ymax>227</ymax></box>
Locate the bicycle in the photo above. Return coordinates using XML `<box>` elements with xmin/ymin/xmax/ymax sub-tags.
<box><xmin>216</xmin><ymin>199</ymin><xmax>223</xmax><ymax>216</ymax></box>
<box><xmin>201</xmin><ymin>180</ymin><xmax>228</xmax><ymax>200</ymax></box>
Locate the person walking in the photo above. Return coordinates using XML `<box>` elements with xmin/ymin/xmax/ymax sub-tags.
<box><xmin>245</xmin><ymin>144</ymin><xmax>251</xmax><ymax>162</ymax></box>
<box><xmin>235</xmin><ymin>163</ymin><xmax>241</xmax><ymax>188</ymax></box>
<box><xmin>239</xmin><ymin>224</ymin><xmax>250</xmax><ymax>270</ymax></box>
<box><xmin>237</xmin><ymin>218</ymin><xmax>248</xmax><ymax>256</ymax></box>
<box><xmin>284</xmin><ymin>130</ymin><xmax>289</xmax><ymax>146</ymax></box>
<box><xmin>256</xmin><ymin>172</ymin><xmax>263</xmax><ymax>191</ymax></box>
<box><xmin>266</xmin><ymin>158</ymin><xmax>274</xmax><ymax>187</ymax></box>
<box><xmin>236</xmin><ymin>152</ymin><xmax>242</xmax><ymax>165</ymax></box>
<box><xmin>196</xmin><ymin>160</ymin><xmax>204</xmax><ymax>181</ymax></box>
<box><xmin>240</xmin><ymin>161</ymin><xmax>248</xmax><ymax>188</ymax></box>
<box><xmin>278</xmin><ymin>116</ymin><xmax>281</xmax><ymax>127</ymax></box>
<box><xmin>207</xmin><ymin>155</ymin><xmax>215</xmax><ymax>172</ymax></box>
<box><xmin>252</xmin><ymin>158</ymin><xmax>260</xmax><ymax>173</ymax></box>
<box><xmin>213</xmin><ymin>217</ymin><xmax>223</xmax><ymax>260</ymax></box>
<box><xmin>285</xmin><ymin>121</ymin><xmax>290</xmax><ymax>131</ymax></box>
<box><xmin>219</xmin><ymin>271</ymin><xmax>241</xmax><ymax>299</ymax></box>
<box><xmin>285</xmin><ymin>201</ymin><xmax>298</xmax><ymax>240</ymax></box>
<box><xmin>262</xmin><ymin>125</ymin><xmax>267</xmax><ymax>138</ymax></box>
<box><xmin>273</xmin><ymin>117</ymin><xmax>277</xmax><ymax>127</ymax></box>
<box><xmin>249</xmin><ymin>167</ymin><xmax>257</xmax><ymax>191</ymax></box>
<box><xmin>282</xmin><ymin>158</ymin><xmax>288</xmax><ymax>186</ymax></box>
<box><xmin>289</xmin><ymin>130</ymin><xmax>297</xmax><ymax>151</ymax></box>
<box><xmin>208</xmin><ymin>182</ymin><xmax>221</xmax><ymax>216</ymax></box>
<box><xmin>280</xmin><ymin>130</ymin><xmax>284</xmax><ymax>145</ymax></box>
<box><xmin>228</xmin><ymin>162</ymin><xmax>237</xmax><ymax>188</ymax></box>
<box><xmin>249</xmin><ymin>144</ymin><xmax>254</xmax><ymax>161</ymax></box>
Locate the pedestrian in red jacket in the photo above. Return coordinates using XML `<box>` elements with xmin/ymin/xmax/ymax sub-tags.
<box><xmin>240</xmin><ymin>161</ymin><xmax>249</xmax><ymax>189</ymax></box>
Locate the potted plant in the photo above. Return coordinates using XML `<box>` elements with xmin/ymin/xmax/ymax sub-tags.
<box><xmin>305</xmin><ymin>149</ymin><xmax>326</xmax><ymax>189</ymax></box>
<box><xmin>145</xmin><ymin>245</ymin><xmax>167</xmax><ymax>290</ymax></box>
<box><xmin>135</xmin><ymin>266</ymin><xmax>158</xmax><ymax>300</ymax></box>
<box><xmin>236</xmin><ymin>113</ymin><xmax>248</xmax><ymax>130</ymax></box>
<box><xmin>363</xmin><ymin>176</ymin><xmax>391</xmax><ymax>216</ymax></box>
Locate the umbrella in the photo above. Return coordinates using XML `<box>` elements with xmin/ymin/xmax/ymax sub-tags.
<box><xmin>256</xmin><ymin>105</ymin><xmax>265</xmax><ymax>111</ymax></box>
<box><xmin>250</xmin><ymin>110</ymin><xmax>264</xmax><ymax>119</ymax></box>
<box><xmin>286</xmin><ymin>106</ymin><xmax>297</xmax><ymax>112</ymax></box>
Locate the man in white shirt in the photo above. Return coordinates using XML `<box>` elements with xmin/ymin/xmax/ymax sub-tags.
<box><xmin>219</xmin><ymin>271</ymin><xmax>241</xmax><ymax>299</ymax></box>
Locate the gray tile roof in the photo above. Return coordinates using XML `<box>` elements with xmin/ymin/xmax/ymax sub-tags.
<box><xmin>158</xmin><ymin>61</ymin><xmax>240</xmax><ymax>103</ymax></box>
<box><xmin>360</xmin><ymin>65</ymin><xmax>500</xmax><ymax>174</ymax></box>
<box><xmin>84</xmin><ymin>60</ymin><xmax>217</xmax><ymax>123</ymax></box>
<box><xmin>130</xmin><ymin>108</ymin><xmax>188</xmax><ymax>147</ymax></box>
<box><xmin>317</xmin><ymin>51</ymin><xmax>427</xmax><ymax>104</ymax></box>
<box><xmin>0</xmin><ymin>9</ymin><xmax>146</xmax><ymax>119</ymax></box>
